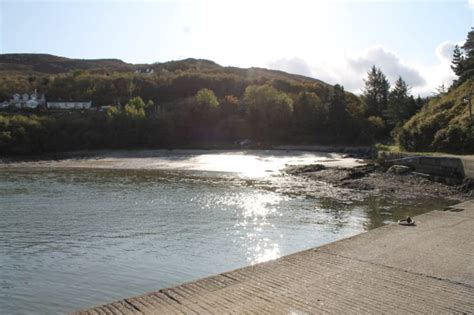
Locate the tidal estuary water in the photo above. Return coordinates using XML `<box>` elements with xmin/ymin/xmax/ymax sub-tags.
<box><xmin>0</xmin><ymin>150</ymin><xmax>455</xmax><ymax>314</ymax></box>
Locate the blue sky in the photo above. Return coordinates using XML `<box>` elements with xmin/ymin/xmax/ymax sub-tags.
<box><xmin>1</xmin><ymin>0</ymin><xmax>473</xmax><ymax>95</ymax></box>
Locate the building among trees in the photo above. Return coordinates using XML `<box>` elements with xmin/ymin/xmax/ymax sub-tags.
<box><xmin>7</xmin><ymin>90</ymin><xmax>46</xmax><ymax>109</ymax></box>
<box><xmin>47</xmin><ymin>101</ymin><xmax>92</xmax><ymax>110</ymax></box>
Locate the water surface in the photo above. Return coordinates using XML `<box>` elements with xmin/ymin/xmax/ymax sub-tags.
<box><xmin>0</xmin><ymin>150</ymin><xmax>455</xmax><ymax>314</ymax></box>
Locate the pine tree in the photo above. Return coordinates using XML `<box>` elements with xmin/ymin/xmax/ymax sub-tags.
<box><xmin>415</xmin><ymin>96</ymin><xmax>425</xmax><ymax>110</ymax></box>
<box><xmin>462</xmin><ymin>28</ymin><xmax>474</xmax><ymax>81</ymax></box>
<box><xmin>435</xmin><ymin>83</ymin><xmax>447</xmax><ymax>96</ymax></box>
<box><xmin>451</xmin><ymin>45</ymin><xmax>464</xmax><ymax>76</ymax></box>
<box><xmin>453</xmin><ymin>28</ymin><xmax>474</xmax><ymax>86</ymax></box>
<box><xmin>384</xmin><ymin>77</ymin><xmax>417</xmax><ymax>129</ymax></box>
<box><xmin>363</xmin><ymin>65</ymin><xmax>390</xmax><ymax>117</ymax></box>
<box><xmin>462</xmin><ymin>27</ymin><xmax>474</xmax><ymax>59</ymax></box>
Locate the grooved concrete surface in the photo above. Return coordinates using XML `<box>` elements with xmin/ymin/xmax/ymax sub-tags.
<box><xmin>74</xmin><ymin>201</ymin><xmax>474</xmax><ymax>314</ymax></box>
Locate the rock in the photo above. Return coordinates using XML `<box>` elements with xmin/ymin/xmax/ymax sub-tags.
<box><xmin>348</xmin><ymin>170</ymin><xmax>366</xmax><ymax>179</ymax></box>
<box><xmin>458</xmin><ymin>178</ymin><xmax>474</xmax><ymax>193</ymax></box>
<box><xmin>412</xmin><ymin>172</ymin><xmax>431</xmax><ymax>180</ymax></box>
<box><xmin>285</xmin><ymin>164</ymin><xmax>326</xmax><ymax>175</ymax></box>
<box><xmin>387</xmin><ymin>165</ymin><xmax>412</xmax><ymax>175</ymax></box>
<box><xmin>345</xmin><ymin>164</ymin><xmax>378</xmax><ymax>179</ymax></box>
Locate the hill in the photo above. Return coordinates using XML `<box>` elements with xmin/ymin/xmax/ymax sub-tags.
<box><xmin>397</xmin><ymin>79</ymin><xmax>474</xmax><ymax>154</ymax></box>
<box><xmin>0</xmin><ymin>53</ymin><xmax>333</xmax><ymax>106</ymax></box>
<box><xmin>0</xmin><ymin>54</ymin><xmax>372</xmax><ymax>155</ymax></box>
<box><xmin>0</xmin><ymin>53</ymin><xmax>132</xmax><ymax>74</ymax></box>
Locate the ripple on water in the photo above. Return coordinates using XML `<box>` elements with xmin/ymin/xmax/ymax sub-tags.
<box><xmin>0</xmin><ymin>151</ymin><xmax>457</xmax><ymax>314</ymax></box>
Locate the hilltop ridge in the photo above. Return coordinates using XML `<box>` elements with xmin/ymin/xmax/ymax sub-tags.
<box><xmin>0</xmin><ymin>53</ymin><xmax>326</xmax><ymax>85</ymax></box>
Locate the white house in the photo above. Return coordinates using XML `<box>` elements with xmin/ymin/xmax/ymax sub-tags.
<box><xmin>135</xmin><ymin>68</ymin><xmax>154</xmax><ymax>75</ymax></box>
<box><xmin>10</xmin><ymin>91</ymin><xmax>46</xmax><ymax>109</ymax></box>
<box><xmin>25</xmin><ymin>99</ymin><xmax>39</xmax><ymax>109</ymax></box>
<box><xmin>47</xmin><ymin>101</ymin><xmax>92</xmax><ymax>110</ymax></box>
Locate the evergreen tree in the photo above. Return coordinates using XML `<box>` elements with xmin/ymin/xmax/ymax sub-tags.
<box><xmin>461</xmin><ymin>28</ymin><xmax>474</xmax><ymax>81</ymax></box>
<box><xmin>435</xmin><ymin>83</ymin><xmax>448</xmax><ymax>97</ymax></box>
<box><xmin>451</xmin><ymin>45</ymin><xmax>464</xmax><ymax>76</ymax></box>
<box><xmin>452</xmin><ymin>28</ymin><xmax>474</xmax><ymax>86</ymax></box>
<box><xmin>415</xmin><ymin>95</ymin><xmax>426</xmax><ymax>110</ymax></box>
<box><xmin>363</xmin><ymin>65</ymin><xmax>390</xmax><ymax>117</ymax></box>
<box><xmin>385</xmin><ymin>77</ymin><xmax>418</xmax><ymax>130</ymax></box>
<box><xmin>462</xmin><ymin>27</ymin><xmax>474</xmax><ymax>59</ymax></box>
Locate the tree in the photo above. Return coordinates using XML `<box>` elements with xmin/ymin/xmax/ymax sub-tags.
<box><xmin>122</xmin><ymin>97</ymin><xmax>147</xmax><ymax>119</ymax></box>
<box><xmin>220</xmin><ymin>95</ymin><xmax>240</xmax><ymax>116</ymax></box>
<box><xmin>367</xmin><ymin>116</ymin><xmax>386</xmax><ymax>139</ymax></box>
<box><xmin>461</xmin><ymin>28</ymin><xmax>474</xmax><ymax>80</ymax></box>
<box><xmin>452</xmin><ymin>28</ymin><xmax>474</xmax><ymax>86</ymax></box>
<box><xmin>462</xmin><ymin>27</ymin><xmax>474</xmax><ymax>59</ymax></box>
<box><xmin>327</xmin><ymin>84</ymin><xmax>348</xmax><ymax>136</ymax></box>
<box><xmin>451</xmin><ymin>45</ymin><xmax>464</xmax><ymax>76</ymax></box>
<box><xmin>363</xmin><ymin>66</ymin><xmax>390</xmax><ymax>117</ymax></box>
<box><xmin>189</xmin><ymin>88</ymin><xmax>220</xmax><ymax>141</ymax></box>
<box><xmin>435</xmin><ymin>83</ymin><xmax>448</xmax><ymax>96</ymax></box>
<box><xmin>293</xmin><ymin>91</ymin><xmax>327</xmax><ymax>133</ymax></box>
<box><xmin>243</xmin><ymin>84</ymin><xmax>293</xmax><ymax>140</ymax></box>
<box><xmin>128</xmin><ymin>96</ymin><xmax>147</xmax><ymax>110</ymax></box>
<box><xmin>385</xmin><ymin>76</ymin><xmax>417</xmax><ymax>129</ymax></box>
<box><xmin>196</xmin><ymin>88</ymin><xmax>219</xmax><ymax>110</ymax></box>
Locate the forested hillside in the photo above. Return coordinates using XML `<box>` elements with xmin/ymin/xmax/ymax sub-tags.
<box><xmin>0</xmin><ymin>54</ymin><xmax>374</xmax><ymax>155</ymax></box>
<box><xmin>0</xmin><ymin>54</ymin><xmax>331</xmax><ymax>105</ymax></box>
<box><xmin>1</xmin><ymin>27</ymin><xmax>473</xmax><ymax>156</ymax></box>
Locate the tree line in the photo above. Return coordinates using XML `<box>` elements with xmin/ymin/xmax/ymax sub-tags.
<box><xmin>0</xmin><ymin>28</ymin><xmax>473</xmax><ymax>155</ymax></box>
<box><xmin>0</xmin><ymin>83</ymin><xmax>371</xmax><ymax>154</ymax></box>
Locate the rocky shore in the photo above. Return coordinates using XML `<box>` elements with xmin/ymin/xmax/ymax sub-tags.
<box><xmin>284</xmin><ymin>162</ymin><xmax>473</xmax><ymax>202</ymax></box>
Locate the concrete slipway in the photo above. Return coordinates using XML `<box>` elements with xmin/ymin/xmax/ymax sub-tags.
<box><xmin>74</xmin><ymin>201</ymin><xmax>474</xmax><ymax>314</ymax></box>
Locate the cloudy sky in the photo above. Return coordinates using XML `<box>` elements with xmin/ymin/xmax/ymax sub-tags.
<box><xmin>1</xmin><ymin>0</ymin><xmax>473</xmax><ymax>95</ymax></box>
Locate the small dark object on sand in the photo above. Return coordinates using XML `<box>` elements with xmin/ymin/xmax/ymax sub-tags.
<box><xmin>398</xmin><ymin>216</ymin><xmax>416</xmax><ymax>226</ymax></box>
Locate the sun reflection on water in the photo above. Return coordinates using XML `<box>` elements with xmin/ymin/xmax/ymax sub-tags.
<box><xmin>215</xmin><ymin>191</ymin><xmax>287</xmax><ymax>264</ymax></box>
<box><xmin>246</xmin><ymin>238</ymin><xmax>281</xmax><ymax>264</ymax></box>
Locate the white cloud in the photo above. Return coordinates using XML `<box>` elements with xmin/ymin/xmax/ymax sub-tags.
<box><xmin>346</xmin><ymin>46</ymin><xmax>426</xmax><ymax>88</ymax></box>
<box><xmin>415</xmin><ymin>41</ymin><xmax>457</xmax><ymax>96</ymax></box>
<box><xmin>436</xmin><ymin>40</ymin><xmax>456</xmax><ymax>62</ymax></box>
<box><xmin>469</xmin><ymin>0</ymin><xmax>474</xmax><ymax>9</ymax></box>
<box><xmin>266</xmin><ymin>43</ymin><xmax>458</xmax><ymax>97</ymax></box>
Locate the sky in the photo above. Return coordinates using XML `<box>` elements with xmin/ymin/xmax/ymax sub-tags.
<box><xmin>1</xmin><ymin>0</ymin><xmax>473</xmax><ymax>96</ymax></box>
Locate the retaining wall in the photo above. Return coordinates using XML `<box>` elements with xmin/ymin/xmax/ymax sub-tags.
<box><xmin>378</xmin><ymin>151</ymin><xmax>474</xmax><ymax>181</ymax></box>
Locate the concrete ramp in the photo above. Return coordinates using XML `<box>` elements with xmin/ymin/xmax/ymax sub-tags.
<box><xmin>74</xmin><ymin>202</ymin><xmax>474</xmax><ymax>314</ymax></box>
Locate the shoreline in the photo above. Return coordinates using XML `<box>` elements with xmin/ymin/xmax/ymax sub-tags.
<box><xmin>0</xmin><ymin>148</ymin><xmax>365</xmax><ymax>172</ymax></box>
<box><xmin>0</xmin><ymin>144</ymin><xmax>375</xmax><ymax>163</ymax></box>
<box><xmin>2</xmin><ymin>148</ymin><xmax>471</xmax><ymax>202</ymax></box>
<box><xmin>0</xmin><ymin>146</ymin><xmax>474</xmax><ymax>202</ymax></box>
<box><xmin>284</xmin><ymin>162</ymin><xmax>472</xmax><ymax>202</ymax></box>
<box><xmin>74</xmin><ymin>200</ymin><xmax>474</xmax><ymax>314</ymax></box>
